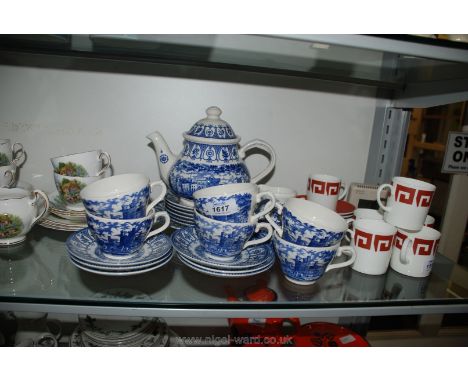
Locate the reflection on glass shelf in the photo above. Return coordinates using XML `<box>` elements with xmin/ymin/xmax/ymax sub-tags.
<box><xmin>0</xmin><ymin>226</ymin><xmax>466</xmax><ymax>314</ymax></box>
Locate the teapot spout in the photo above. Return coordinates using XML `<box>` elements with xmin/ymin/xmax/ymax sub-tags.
<box><xmin>146</xmin><ymin>131</ymin><xmax>176</xmax><ymax>186</ymax></box>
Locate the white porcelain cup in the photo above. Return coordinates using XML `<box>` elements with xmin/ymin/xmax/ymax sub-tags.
<box><xmin>0</xmin><ymin>139</ymin><xmax>24</xmax><ymax>166</ymax></box>
<box><xmin>193</xmin><ymin>183</ymin><xmax>275</xmax><ymax>223</ymax></box>
<box><xmin>353</xmin><ymin>208</ymin><xmax>383</xmax><ymax>221</ymax></box>
<box><xmin>378</xmin><ymin>176</ymin><xmax>436</xmax><ymax>231</ymax></box>
<box><xmin>306</xmin><ymin>174</ymin><xmax>347</xmax><ymax>211</ymax></box>
<box><xmin>0</xmin><ymin>187</ymin><xmax>49</xmax><ymax>245</ymax></box>
<box><xmin>347</xmin><ymin>219</ymin><xmax>397</xmax><ymax>275</ymax></box>
<box><xmin>51</xmin><ymin>149</ymin><xmax>111</xmax><ymax>177</ymax></box>
<box><xmin>0</xmin><ymin>164</ymin><xmax>17</xmax><ymax>188</ymax></box>
<box><xmin>390</xmin><ymin>226</ymin><xmax>441</xmax><ymax>278</ymax></box>
<box><xmin>258</xmin><ymin>185</ymin><xmax>297</xmax><ymax>204</ymax></box>
<box><xmin>424</xmin><ymin>215</ymin><xmax>435</xmax><ymax>228</ymax></box>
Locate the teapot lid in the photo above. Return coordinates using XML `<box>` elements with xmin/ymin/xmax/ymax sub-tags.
<box><xmin>185</xmin><ymin>106</ymin><xmax>238</xmax><ymax>141</ymax></box>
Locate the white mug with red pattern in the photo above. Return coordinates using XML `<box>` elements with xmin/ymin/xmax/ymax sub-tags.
<box><xmin>347</xmin><ymin>219</ymin><xmax>397</xmax><ymax>275</ymax></box>
<box><xmin>377</xmin><ymin>177</ymin><xmax>436</xmax><ymax>231</ymax></box>
<box><xmin>306</xmin><ymin>174</ymin><xmax>347</xmax><ymax>211</ymax></box>
<box><xmin>390</xmin><ymin>226</ymin><xmax>441</xmax><ymax>278</ymax></box>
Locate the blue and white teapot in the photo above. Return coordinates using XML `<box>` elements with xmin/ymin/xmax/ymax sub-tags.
<box><xmin>147</xmin><ymin>106</ymin><xmax>276</xmax><ymax>205</ymax></box>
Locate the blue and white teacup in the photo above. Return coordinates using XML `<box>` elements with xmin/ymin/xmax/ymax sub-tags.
<box><xmin>266</xmin><ymin>198</ymin><xmax>348</xmax><ymax>247</ymax></box>
<box><xmin>86</xmin><ymin>209</ymin><xmax>170</xmax><ymax>256</ymax></box>
<box><xmin>193</xmin><ymin>183</ymin><xmax>275</xmax><ymax>223</ymax></box>
<box><xmin>273</xmin><ymin>232</ymin><xmax>356</xmax><ymax>285</ymax></box>
<box><xmin>194</xmin><ymin>210</ymin><xmax>273</xmax><ymax>258</ymax></box>
<box><xmin>80</xmin><ymin>173</ymin><xmax>167</xmax><ymax>219</ymax></box>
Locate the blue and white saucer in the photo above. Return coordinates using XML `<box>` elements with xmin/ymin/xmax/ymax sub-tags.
<box><xmin>176</xmin><ymin>251</ymin><xmax>274</xmax><ymax>278</ymax></box>
<box><xmin>171</xmin><ymin>227</ymin><xmax>275</xmax><ymax>270</ymax></box>
<box><xmin>66</xmin><ymin>229</ymin><xmax>173</xmax><ymax>268</ymax></box>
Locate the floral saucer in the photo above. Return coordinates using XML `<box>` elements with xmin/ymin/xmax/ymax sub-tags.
<box><xmin>171</xmin><ymin>227</ymin><xmax>274</xmax><ymax>270</ymax></box>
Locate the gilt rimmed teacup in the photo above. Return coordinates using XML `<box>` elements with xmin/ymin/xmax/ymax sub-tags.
<box><xmin>80</xmin><ymin>173</ymin><xmax>167</xmax><ymax>219</ymax></box>
<box><xmin>273</xmin><ymin>232</ymin><xmax>356</xmax><ymax>285</ymax></box>
<box><xmin>266</xmin><ymin>198</ymin><xmax>348</xmax><ymax>247</ymax></box>
<box><xmin>51</xmin><ymin>149</ymin><xmax>111</xmax><ymax>177</ymax></box>
<box><xmin>54</xmin><ymin>173</ymin><xmax>104</xmax><ymax>207</ymax></box>
<box><xmin>86</xmin><ymin>210</ymin><xmax>170</xmax><ymax>256</ymax></box>
<box><xmin>0</xmin><ymin>187</ymin><xmax>49</xmax><ymax>245</ymax></box>
<box><xmin>194</xmin><ymin>209</ymin><xmax>272</xmax><ymax>258</ymax></box>
<box><xmin>193</xmin><ymin>183</ymin><xmax>275</xmax><ymax>223</ymax></box>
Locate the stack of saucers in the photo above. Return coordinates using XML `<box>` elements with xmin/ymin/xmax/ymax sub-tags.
<box><xmin>70</xmin><ymin>316</ymin><xmax>169</xmax><ymax>347</ymax></box>
<box><xmin>172</xmin><ymin>226</ymin><xmax>275</xmax><ymax>278</ymax></box>
<box><xmin>336</xmin><ymin>200</ymin><xmax>356</xmax><ymax>221</ymax></box>
<box><xmin>164</xmin><ymin>192</ymin><xmax>195</xmax><ymax>228</ymax></box>
<box><xmin>66</xmin><ymin>228</ymin><xmax>173</xmax><ymax>276</ymax></box>
<box><xmin>39</xmin><ymin>191</ymin><xmax>87</xmax><ymax>231</ymax></box>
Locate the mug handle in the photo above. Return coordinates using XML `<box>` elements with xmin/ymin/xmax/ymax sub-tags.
<box><xmin>97</xmin><ymin>151</ymin><xmax>112</xmax><ymax>176</ymax></box>
<box><xmin>325</xmin><ymin>246</ymin><xmax>356</xmax><ymax>273</ymax></box>
<box><xmin>31</xmin><ymin>190</ymin><xmax>50</xmax><ymax>226</ymax></box>
<box><xmin>146</xmin><ymin>181</ymin><xmax>167</xmax><ymax>215</ymax></box>
<box><xmin>146</xmin><ymin>211</ymin><xmax>170</xmax><ymax>239</ymax></box>
<box><xmin>265</xmin><ymin>202</ymin><xmax>284</xmax><ymax>237</ymax></box>
<box><xmin>238</xmin><ymin>139</ymin><xmax>276</xmax><ymax>184</ymax></box>
<box><xmin>243</xmin><ymin>222</ymin><xmax>273</xmax><ymax>249</ymax></box>
<box><xmin>11</xmin><ymin>142</ymin><xmax>24</xmax><ymax>165</ymax></box>
<box><xmin>400</xmin><ymin>237</ymin><xmax>412</xmax><ymax>265</ymax></box>
<box><xmin>377</xmin><ymin>183</ymin><xmax>393</xmax><ymax>212</ymax></box>
<box><xmin>338</xmin><ymin>181</ymin><xmax>347</xmax><ymax>200</ymax></box>
<box><xmin>344</xmin><ymin>228</ymin><xmax>354</xmax><ymax>244</ymax></box>
<box><xmin>250</xmin><ymin>191</ymin><xmax>276</xmax><ymax>222</ymax></box>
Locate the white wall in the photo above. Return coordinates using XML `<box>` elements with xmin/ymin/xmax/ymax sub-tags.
<box><xmin>0</xmin><ymin>65</ymin><xmax>377</xmax><ymax>195</ymax></box>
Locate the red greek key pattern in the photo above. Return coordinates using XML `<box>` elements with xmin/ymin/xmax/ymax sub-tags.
<box><xmin>309</xmin><ymin>180</ymin><xmax>340</xmax><ymax>196</ymax></box>
<box><xmin>373</xmin><ymin>234</ymin><xmax>393</xmax><ymax>252</ymax></box>
<box><xmin>354</xmin><ymin>229</ymin><xmax>372</xmax><ymax>250</ymax></box>
<box><xmin>394</xmin><ymin>184</ymin><xmax>434</xmax><ymax>207</ymax></box>
<box><xmin>412</xmin><ymin>238</ymin><xmax>437</xmax><ymax>256</ymax></box>
<box><xmin>393</xmin><ymin>230</ymin><xmax>408</xmax><ymax>250</ymax></box>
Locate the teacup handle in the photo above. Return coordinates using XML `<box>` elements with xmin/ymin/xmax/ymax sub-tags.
<box><xmin>146</xmin><ymin>181</ymin><xmax>167</xmax><ymax>215</ymax></box>
<box><xmin>243</xmin><ymin>222</ymin><xmax>273</xmax><ymax>249</ymax></box>
<box><xmin>11</xmin><ymin>142</ymin><xmax>24</xmax><ymax>165</ymax></box>
<box><xmin>325</xmin><ymin>245</ymin><xmax>356</xmax><ymax>273</ymax></box>
<box><xmin>97</xmin><ymin>151</ymin><xmax>112</xmax><ymax>176</ymax></box>
<box><xmin>146</xmin><ymin>211</ymin><xmax>170</xmax><ymax>239</ymax></box>
<box><xmin>265</xmin><ymin>202</ymin><xmax>284</xmax><ymax>237</ymax></box>
<box><xmin>339</xmin><ymin>182</ymin><xmax>347</xmax><ymax>200</ymax></box>
<box><xmin>400</xmin><ymin>237</ymin><xmax>412</xmax><ymax>265</ymax></box>
<box><xmin>3</xmin><ymin>167</ymin><xmax>17</xmax><ymax>188</ymax></box>
<box><xmin>31</xmin><ymin>190</ymin><xmax>50</xmax><ymax>226</ymax></box>
<box><xmin>238</xmin><ymin>139</ymin><xmax>276</xmax><ymax>184</ymax></box>
<box><xmin>377</xmin><ymin>183</ymin><xmax>393</xmax><ymax>213</ymax></box>
<box><xmin>251</xmin><ymin>191</ymin><xmax>276</xmax><ymax>222</ymax></box>
<box><xmin>344</xmin><ymin>228</ymin><xmax>354</xmax><ymax>244</ymax></box>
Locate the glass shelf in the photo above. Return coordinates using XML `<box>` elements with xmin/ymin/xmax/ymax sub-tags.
<box><xmin>1</xmin><ymin>34</ymin><xmax>468</xmax><ymax>96</ymax></box>
<box><xmin>0</xmin><ymin>226</ymin><xmax>467</xmax><ymax>318</ymax></box>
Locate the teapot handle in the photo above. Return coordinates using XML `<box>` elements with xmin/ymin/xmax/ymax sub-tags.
<box><xmin>238</xmin><ymin>139</ymin><xmax>276</xmax><ymax>184</ymax></box>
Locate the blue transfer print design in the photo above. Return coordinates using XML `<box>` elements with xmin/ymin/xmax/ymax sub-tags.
<box><xmin>171</xmin><ymin>227</ymin><xmax>274</xmax><ymax>269</ymax></box>
<box><xmin>169</xmin><ymin>159</ymin><xmax>250</xmax><ymax>200</ymax></box>
<box><xmin>195</xmin><ymin>193</ymin><xmax>252</xmax><ymax>223</ymax></box>
<box><xmin>86</xmin><ymin>214</ymin><xmax>153</xmax><ymax>255</ymax></box>
<box><xmin>273</xmin><ymin>235</ymin><xmax>337</xmax><ymax>283</ymax></box>
<box><xmin>159</xmin><ymin>153</ymin><xmax>169</xmax><ymax>164</ymax></box>
<box><xmin>282</xmin><ymin>208</ymin><xmax>344</xmax><ymax>247</ymax></box>
<box><xmin>187</xmin><ymin>122</ymin><xmax>236</xmax><ymax>140</ymax></box>
<box><xmin>66</xmin><ymin>228</ymin><xmax>172</xmax><ymax>266</ymax></box>
<box><xmin>194</xmin><ymin>212</ymin><xmax>256</xmax><ymax>257</ymax></box>
<box><xmin>82</xmin><ymin>185</ymin><xmax>150</xmax><ymax>219</ymax></box>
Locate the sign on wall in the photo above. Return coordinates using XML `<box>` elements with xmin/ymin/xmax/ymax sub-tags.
<box><xmin>442</xmin><ymin>132</ymin><xmax>468</xmax><ymax>174</ymax></box>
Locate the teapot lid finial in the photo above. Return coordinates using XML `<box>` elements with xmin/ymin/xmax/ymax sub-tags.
<box><xmin>206</xmin><ymin>106</ymin><xmax>222</xmax><ymax>119</ymax></box>
<box><xmin>185</xmin><ymin>105</ymin><xmax>238</xmax><ymax>141</ymax></box>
